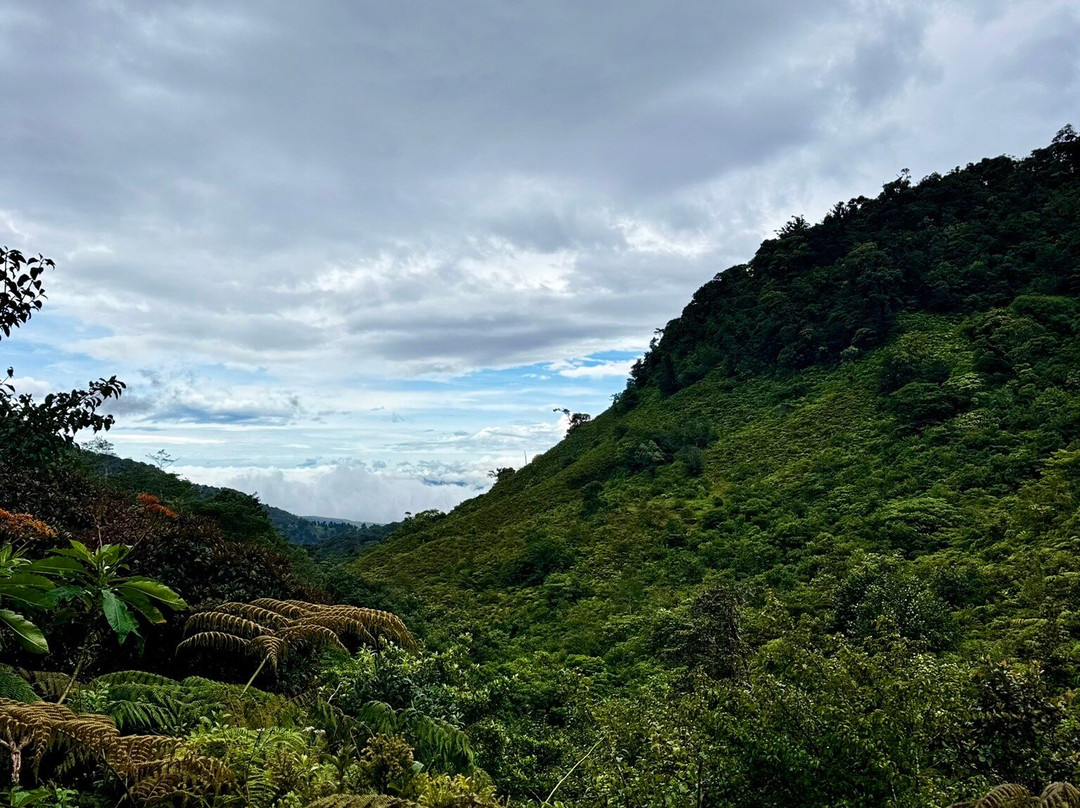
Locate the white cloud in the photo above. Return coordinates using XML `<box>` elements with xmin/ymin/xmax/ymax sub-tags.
<box><xmin>11</xmin><ymin>0</ymin><xmax>1064</xmax><ymax>379</ymax></box>
<box><xmin>6</xmin><ymin>375</ymin><xmax>56</xmax><ymax>397</ymax></box>
<box><xmin>173</xmin><ymin>461</ymin><xmax>490</xmax><ymax>523</ymax></box>
<box><xmin>550</xmin><ymin>359</ymin><xmax>635</xmax><ymax>379</ymax></box>
<box><xmin>110</xmin><ymin>434</ymin><xmax>226</xmax><ymax>446</ymax></box>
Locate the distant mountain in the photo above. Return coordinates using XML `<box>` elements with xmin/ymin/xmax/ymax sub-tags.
<box><xmin>262</xmin><ymin>504</ymin><xmax>356</xmax><ymax>545</ymax></box>
<box><xmin>300</xmin><ymin>515</ymin><xmax>370</xmax><ymax>526</ymax></box>
<box><xmin>305</xmin><ymin>521</ymin><xmax>399</xmax><ymax>561</ymax></box>
<box><xmin>262</xmin><ymin>504</ymin><xmax>396</xmax><ymax>556</ymax></box>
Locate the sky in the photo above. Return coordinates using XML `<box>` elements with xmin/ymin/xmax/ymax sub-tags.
<box><xmin>1</xmin><ymin>0</ymin><xmax>1078</xmax><ymax>522</ymax></box>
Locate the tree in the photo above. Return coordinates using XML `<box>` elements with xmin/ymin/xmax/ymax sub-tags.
<box><xmin>0</xmin><ymin>248</ymin><xmax>51</xmax><ymax>339</ymax></box>
<box><xmin>1</xmin><ymin>249</ymin><xmax>126</xmax><ymax>465</ymax></box>
<box><xmin>146</xmin><ymin>449</ymin><xmax>176</xmax><ymax>470</ymax></box>
<box><xmin>178</xmin><ymin>598</ymin><xmax>416</xmax><ymax>691</ymax></box>
<box><xmin>553</xmin><ymin>408</ymin><xmax>591</xmax><ymax>435</ymax></box>
<box><xmin>0</xmin><ymin>374</ymin><xmax>126</xmax><ymax>465</ymax></box>
<box><xmin>80</xmin><ymin>436</ymin><xmax>115</xmax><ymax>456</ymax></box>
<box><xmin>666</xmin><ymin>584</ymin><xmax>746</xmax><ymax>679</ymax></box>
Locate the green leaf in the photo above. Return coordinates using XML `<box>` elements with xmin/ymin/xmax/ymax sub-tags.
<box><xmin>118</xmin><ymin>588</ymin><xmax>165</xmax><ymax>624</ymax></box>
<box><xmin>102</xmin><ymin>589</ymin><xmax>139</xmax><ymax>644</ymax></box>
<box><xmin>0</xmin><ymin>584</ymin><xmax>53</xmax><ymax>610</ymax></box>
<box><xmin>119</xmin><ymin>578</ymin><xmax>187</xmax><ymax>610</ymax></box>
<box><xmin>98</xmin><ymin>543</ymin><xmax>131</xmax><ymax>569</ymax></box>
<box><xmin>64</xmin><ymin>540</ymin><xmax>92</xmax><ymax>560</ymax></box>
<box><xmin>0</xmin><ymin>608</ymin><xmax>48</xmax><ymax>654</ymax></box>
<box><xmin>31</xmin><ymin>555</ymin><xmax>84</xmax><ymax>577</ymax></box>
<box><xmin>43</xmin><ymin>585</ymin><xmax>86</xmax><ymax>608</ymax></box>
<box><xmin>5</xmin><ymin>572</ymin><xmax>54</xmax><ymax>591</ymax></box>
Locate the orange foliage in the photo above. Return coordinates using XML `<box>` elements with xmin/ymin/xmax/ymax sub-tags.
<box><xmin>136</xmin><ymin>493</ymin><xmax>178</xmax><ymax>520</ymax></box>
<box><xmin>0</xmin><ymin>508</ymin><xmax>56</xmax><ymax>542</ymax></box>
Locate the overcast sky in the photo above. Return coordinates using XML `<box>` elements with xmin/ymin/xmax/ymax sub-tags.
<box><xmin>1</xmin><ymin>0</ymin><xmax>1077</xmax><ymax>521</ymax></box>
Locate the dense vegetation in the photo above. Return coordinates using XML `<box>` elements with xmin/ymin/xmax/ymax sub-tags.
<box><xmin>2</xmin><ymin>128</ymin><xmax>1080</xmax><ymax>807</ymax></box>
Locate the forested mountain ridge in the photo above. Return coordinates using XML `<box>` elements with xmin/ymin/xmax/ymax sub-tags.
<box><xmin>629</xmin><ymin>125</ymin><xmax>1080</xmax><ymax>391</ymax></box>
<box><xmin>263</xmin><ymin>501</ymin><xmax>396</xmax><ymax>552</ymax></box>
<box><xmin>354</xmin><ymin>127</ymin><xmax>1080</xmax><ymax>649</ymax></box>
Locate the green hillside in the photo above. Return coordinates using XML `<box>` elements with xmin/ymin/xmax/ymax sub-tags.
<box><xmin>355</xmin><ymin>127</ymin><xmax>1080</xmax><ymax>655</ymax></box>
<box><xmin>357</xmin><ymin>307</ymin><xmax>1080</xmax><ymax>659</ymax></box>
<box><xmin>339</xmin><ymin>128</ymin><xmax>1080</xmax><ymax>804</ymax></box>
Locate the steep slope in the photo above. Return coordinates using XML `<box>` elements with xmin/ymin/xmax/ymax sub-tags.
<box><xmin>353</xmin><ymin>129</ymin><xmax>1080</xmax><ymax>662</ymax></box>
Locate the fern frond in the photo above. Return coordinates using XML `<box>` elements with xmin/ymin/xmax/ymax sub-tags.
<box><xmin>1040</xmin><ymin>782</ymin><xmax>1080</xmax><ymax>807</ymax></box>
<box><xmin>213</xmin><ymin>601</ymin><xmax>293</xmax><ymax>628</ymax></box>
<box><xmin>305</xmin><ymin>796</ymin><xmax>414</xmax><ymax>808</ymax></box>
<box><xmin>354</xmin><ymin>701</ymin><xmax>401</xmax><ymax>736</ymax></box>
<box><xmin>278</xmin><ymin>624</ymin><xmax>349</xmax><ymax>655</ymax></box>
<box><xmin>251</xmin><ymin>598</ymin><xmax>313</xmax><ymax>618</ymax></box>
<box><xmin>249</xmin><ymin>634</ymin><xmax>287</xmax><ymax>669</ymax></box>
<box><xmin>323</xmin><ymin>607</ymin><xmax>416</xmax><ymax>650</ymax></box>
<box><xmin>127</xmin><ymin>753</ymin><xmax>234</xmax><ymax>804</ymax></box>
<box><xmin>55</xmin><ymin>715</ymin><xmax>120</xmax><ymax>749</ymax></box>
<box><xmin>92</xmin><ymin>670</ymin><xmax>179</xmax><ymax>687</ymax></box>
<box><xmin>179</xmin><ymin>599</ymin><xmax>417</xmax><ymax>685</ymax></box>
<box><xmin>1</xmin><ymin>696</ymin><xmax>237</xmax><ymax>803</ymax></box>
<box><xmin>106</xmin><ymin>699</ymin><xmax>173</xmax><ymax>733</ymax></box>
<box><xmin>105</xmin><ymin>734</ymin><xmax>183</xmax><ymax>769</ymax></box>
<box><xmin>26</xmin><ymin>670</ymin><xmax>76</xmax><ymax>700</ymax></box>
<box><xmin>185</xmin><ymin>611</ymin><xmax>269</xmax><ymax>639</ymax></box>
<box><xmin>304</xmin><ymin>614</ymin><xmax>377</xmax><ymax>645</ymax></box>
<box><xmin>177</xmin><ymin>631</ymin><xmax>254</xmax><ymax>658</ymax></box>
<box><xmin>977</xmin><ymin>783</ymin><xmax>1032</xmax><ymax>808</ymax></box>
<box><xmin>405</xmin><ymin>712</ymin><xmax>475</xmax><ymax>771</ymax></box>
<box><xmin>241</xmin><ymin>766</ymin><xmax>281</xmax><ymax>808</ymax></box>
<box><xmin>0</xmin><ymin>699</ymin><xmax>116</xmax><ymax>779</ymax></box>
<box><xmin>0</xmin><ymin>666</ymin><xmax>38</xmax><ymax>703</ymax></box>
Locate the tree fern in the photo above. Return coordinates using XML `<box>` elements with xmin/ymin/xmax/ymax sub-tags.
<box><xmin>0</xmin><ymin>666</ymin><xmax>38</xmax><ymax>703</ymax></box>
<box><xmin>70</xmin><ymin>683</ymin><xmax>178</xmax><ymax>733</ymax></box>
<box><xmin>53</xmin><ymin>671</ymin><xmax>230</xmax><ymax>734</ymax></box>
<box><xmin>347</xmin><ymin>701</ymin><xmax>473</xmax><ymax>774</ymax></box>
<box><xmin>963</xmin><ymin>783</ymin><xmax>1033</xmax><ymax>808</ymax></box>
<box><xmin>353</xmin><ymin>700</ymin><xmax>400</xmax><ymax>738</ymax></box>
<box><xmin>92</xmin><ymin>670</ymin><xmax>178</xmax><ymax>688</ymax></box>
<box><xmin>25</xmin><ymin>671</ymin><xmax>76</xmax><ymax>702</ymax></box>
<box><xmin>404</xmin><ymin>712</ymin><xmax>474</xmax><ymax>774</ymax></box>
<box><xmin>178</xmin><ymin>599</ymin><xmax>416</xmax><ymax>689</ymax></box>
<box><xmin>0</xmin><ymin>696</ymin><xmax>233</xmax><ymax>801</ymax></box>
<box><xmin>239</xmin><ymin>766</ymin><xmax>281</xmax><ymax>808</ymax></box>
<box><xmin>186</xmin><ymin>722</ymin><xmax>317</xmax><ymax>807</ymax></box>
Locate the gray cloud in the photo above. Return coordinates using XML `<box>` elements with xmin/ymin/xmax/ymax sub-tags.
<box><xmin>0</xmin><ymin>0</ymin><xmax>1009</xmax><ymax>376</ymax></box>
<box><xmin>1</xmin><ymin>0</ymin><xmax>1078</xmax><ymax>517</ymax></box>
<box><xmin>108</xmin><ymin>368</ymin><xmax>305</xmax><ymax>425</ymax></box>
